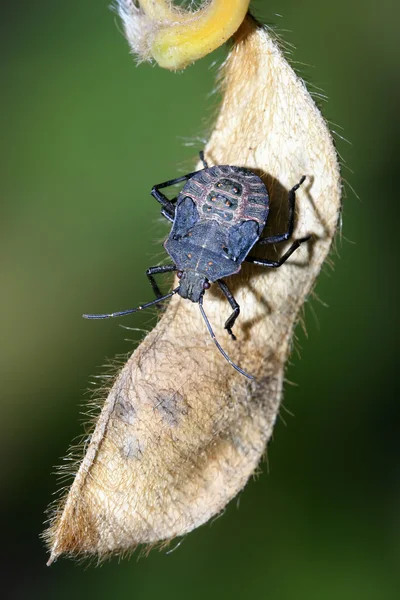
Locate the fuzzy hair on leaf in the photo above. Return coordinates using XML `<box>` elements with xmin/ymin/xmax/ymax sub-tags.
<box><xmin>44</xmin><ymin>12</ymin><xmax>341</xmax><ymax>564</ymax></box>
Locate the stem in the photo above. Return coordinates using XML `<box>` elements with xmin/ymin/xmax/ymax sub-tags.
<box><xmin>118</xmin><ymin>0</ymin><xmax>250</xmax><ymax>69</ymax></box>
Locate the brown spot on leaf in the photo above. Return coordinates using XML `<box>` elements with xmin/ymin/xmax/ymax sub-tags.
<box><xmin>120</xmin><ymin>435</ymin><xmax>144</xmax><ymax>460</ymax></box>
<box><xmin>152</xmin><ymin>391</ymin><xmax>188</xmax><ymax>428</ymax></box>
<box><xmin>114</xmin><ymin>398</ymin><xmax>136</xmax><ymax>426</ymax></box>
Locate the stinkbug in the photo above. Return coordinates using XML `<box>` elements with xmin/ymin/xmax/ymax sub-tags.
<box><xmin>84</xmin><ymin>151</ymin><xmax>310</xmax><ymax>379</ymax></box>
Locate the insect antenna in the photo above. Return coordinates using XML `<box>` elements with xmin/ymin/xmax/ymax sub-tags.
<box><xmin>83</xmin><ymin>287</ymin><xmax>180</xmax><ymax>319</ymax></box>
<box><xmin>198</xmin><ymin>297</ymin><xmax>254</xmax><ymax>380</ymax></box>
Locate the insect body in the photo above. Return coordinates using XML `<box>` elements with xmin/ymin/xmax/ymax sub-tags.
<box><xmin>165</xmin><ymin>165</ymin><xmax>269</xmax><ymax>303</ymax></box>
<box><xmin>84</xmin><ymin>152</ymin><xmax>310</xmax><ymax>379</ymax></box>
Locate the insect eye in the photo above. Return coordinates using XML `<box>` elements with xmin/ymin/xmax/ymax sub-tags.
<box><xmin>177</xmin><ymin>271</ymin><xmax>183</xmax><ymax>279</ymax></box>
<box><xmin>203</xmin><ymin>281</ymin><xmax>211</xmax><ymax>290</ymax></box>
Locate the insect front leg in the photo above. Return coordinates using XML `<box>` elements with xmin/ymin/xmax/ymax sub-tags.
<box><xmin>146</xmin><ymin>264</ymin><xmax>177</xmax><ymax>301</ymax></box>
<box><xmin>257</xmin><ymin>176</ymin><xmax>306</xmax><ymax>245</ymax></box>
<box><xmin>246</xmin><ymin>236</ymin><xmax>311</xmax><ymax>268</ymax></box>
<box><xmin>217</xmin><ymin>279</ymin><xmax>240</xmax><ymax>340</ymax></box>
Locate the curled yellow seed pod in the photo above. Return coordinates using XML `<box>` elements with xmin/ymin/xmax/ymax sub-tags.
<box><xmin>44</xmin><ymin>8</ymin><xmax>341</xmax><ymax>563</ymax></box>
<box><xmin>117</xmin><ymin>0</ymin><xmax>250</xmax><ymax>69</ymax></box>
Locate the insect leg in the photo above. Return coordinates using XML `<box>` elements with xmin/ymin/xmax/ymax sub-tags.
<box><xmin>257</xmin><ymin>176</ymin><xmax>306</xmax><ymax>245</ymax></box>
<box><xmin>199</xmin><ymin>150</ymin><xmax>209</xmax><ymax>169</ymax></box>
<box><xmin>246</xmin><ymin>236</ymin><xmax>311</xmax><ymax>268</ymax></box>
<box><xmin>161</xmin><ymin>204</ymin><xmax>176</xmax><ymax>222</ymax></box>
<box><xmin>146</xmin><ymin>264</ymin><xmax>177</xmax><ymax>300</ymax></box>
<box><xmin>217</xmin><ymin>279</ymin><xmax>240</xmax><ymax>340</ymax></box>
<box><xmin>151</xmin><ymin>169</ymin><xmax>203</xmax><ymax>220</ymax></box>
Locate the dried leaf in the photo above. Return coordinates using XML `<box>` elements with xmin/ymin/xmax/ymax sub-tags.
<box><xmin>45</xmin><ymin>14</ymin><xmax>341</xmax><ymax>563</ymax></box>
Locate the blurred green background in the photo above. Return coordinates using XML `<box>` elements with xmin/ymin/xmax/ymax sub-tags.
<box><xmin>1</xmin><ymin>0</ymin><xmax>398</xmax><ymax>598</ymax></box>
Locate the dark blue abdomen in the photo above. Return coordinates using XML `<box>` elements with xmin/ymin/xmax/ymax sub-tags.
<box><xmin>164</xmin><ymin>166</ymin><xmax>270</xmax><ymax>281</ymax></box>
<box><xmin>181</xmin><ymin>165</ymin><xmax>269</xmax><ymax>228</ymax></box>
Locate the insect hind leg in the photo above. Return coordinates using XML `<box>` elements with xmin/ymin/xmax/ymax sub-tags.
<box><xmin>151</xmin><ymin>169</ymin><xmax>202</xmax><ymax>221</ymax></box>
<box><xmin>199</xmin><ymin>150</ymin><xmax>209</xmax><ymax>169</ymax></box>
<box><xmin>257</xmin><ymin>176</ymin><xmax>306</xmax><ymax>245</ymax></box>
